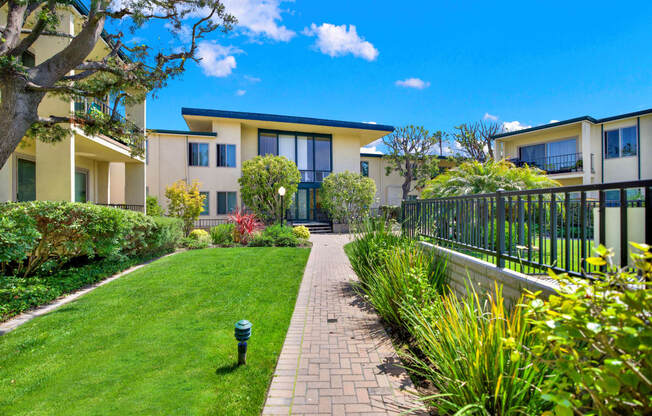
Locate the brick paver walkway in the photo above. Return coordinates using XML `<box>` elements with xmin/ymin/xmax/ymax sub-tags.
<box><xmin>262</xmin><ymin>234</ymin><xmax>425</xmax><ymax>415</ymax></box>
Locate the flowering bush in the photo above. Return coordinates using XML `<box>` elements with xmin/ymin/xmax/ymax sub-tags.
<box><xmin>292</xmin><ymin>225</ymin><xmax>310</xmax><ymax>240</ymax></box>
<box><xmin>228</xmin><ymin>210</ymin><xmax>261</xmax><ymax>244</ymax></box>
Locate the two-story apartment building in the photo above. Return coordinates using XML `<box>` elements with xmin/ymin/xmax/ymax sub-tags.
<box><xmin>147</xmin><ymin>108</ymin><xmax>394</xmax><ymax>222</ymax></box>
<box><xmin>493</xmin><ymin>108</ymin><xmax>652</xmax><ymax>190</ymax></box>
<box><xmin>0</xmin><ymin>1</ymin><xmax>146</xmax><ymax>209</ymax></box>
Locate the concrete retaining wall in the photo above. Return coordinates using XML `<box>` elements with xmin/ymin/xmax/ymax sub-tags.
<box><xmin>419</xmin><ymin>242</ymin><xmax>558</xmax><ymax>305</ymax></box>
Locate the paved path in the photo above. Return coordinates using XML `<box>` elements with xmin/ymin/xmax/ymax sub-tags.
<box><xmin>262</xmin><ymin>234</ymin><xmax>425</xmax><ymax>415</ymax></box>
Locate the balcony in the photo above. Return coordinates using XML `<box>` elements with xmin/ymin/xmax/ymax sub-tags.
<box><xmin>74</xmin><ymin>97</ymin><xmax>144</xmax><ymax>151</ymax></box>
<box><xmin>509</xmin><ymin>152</ymin><xmax>592</xmax><ymax>174</ymax></box>
<box><xmin>300</xmin><ymin>170</ymin><xmax>331</xmax><ymax>182</ymax></box>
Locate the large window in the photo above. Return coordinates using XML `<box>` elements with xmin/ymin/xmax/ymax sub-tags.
<box><xmin>217</xmin><ymin>192</ymin><xmax>237</xmax><ymax>214</ymax></box>
<box><xmin>605</xmin><ymin>126</ymin><xmax>637</xmax><ymax>159</ymax></box>
<box><xmin>75</xmin><ymin>170</ymin><xmax>88</xmax><ymax>202</ymax></box>
<box><xmin>16</xmin><ymin>158</ymin><xmax>36</xmax><ymax>202</ymax></box>
<box><xmin>258</xmin><ymin>130</ymin><xmax>331</xmax><ymax>182</ymax></box>
<box><xmin>200</xmin><ymin>192</ymin><xmax>210</xmax><ymax>215</ymax></box>
<box><xmin>360</xmin><ymin>161</ymin><xmax>369</xmax><ymax>177</ymax></box>
<box><xmin>188</xmin><ymin>142</ymin><xmax>209</xmax><ymax>166</ymax></box>
<box><xmin>217</xmin><ymin>144</ymin><xmax>236</xmax><ymax>167</ymax></box>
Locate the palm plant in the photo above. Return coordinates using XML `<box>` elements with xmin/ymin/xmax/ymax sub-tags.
<box><xmin>422</xmin><ymin>160</ymin><xmax>560</xmax><ymax>198</ymax></box>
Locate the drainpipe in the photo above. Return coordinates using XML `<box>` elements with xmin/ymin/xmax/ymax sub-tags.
<box><xmin>637</xmin><ymin>117</ymin><xmax>641</xmax><ymax>180</ymax></box>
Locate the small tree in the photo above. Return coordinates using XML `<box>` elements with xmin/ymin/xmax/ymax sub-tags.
<box><xmin>146</xmin><ymin>196</ymin><xmax>164</xmax><ymax>217</ymax></box>
<box><xmin>239</xmin><ymin>155</ymin><xmax>300</xmax><ymax>224</ymax></box>
<box><xmin>321</xmin><ymin>171</ymin><xmax>376</xmax><ymax>225</ymax></box>
<box><xmin>422</xmin><ymin>160</ymin><xmax>559</xmax><ymax>198</ymax></box>
<box><xmin>165</xmin><ymin>180</ymin><xmax>205</xmax><ymax>235</ymax></box>
<box><xmin>450</xmin><ymin>120</ymin><xmax>502</xmax><ymax>162</ymax></box>
<box><xmin>382</xmin><ymin>125</ymin><xmax>442</xmax><ymax>201</ymax></box>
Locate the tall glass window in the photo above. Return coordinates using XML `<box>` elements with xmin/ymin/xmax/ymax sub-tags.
<box><xmin>200</xmin><ymin>192</ymin><xmax>209</xmax><ymax>215</ymax></box>
<box><xmin>279</xmin><ymin>134</ymin><xmax>296</xmax><ymax>162</ymax></box>
<box><xmin>189</xmin><ymin>142</ymin><xmax>209</xmax><ymax>166</ymax></box>
<box><xmin>314</xmin><ymin>136</ymin><xmax>331</xmax><ymax>172</ymax></box>
<box><xmin>217</xmin><ymin>144</ymin><xmax>236</xmax><ymax>167</ymax></box>
<box><xmin>259</xmin><ymin>133</ymin><xmax>277</xmax><ymax>156</ymax></box>
<box><xmin>16</xmin><ymin>158</ymin><xmax>36</xmax><ymax>202</ymax></box>
<box><xmin>360</xmin><ymin>161</ymin><xmax>369</xmax><ymax>177</ymax></box>
<box><xmin>621</xmin><ymin>126</ymin><xmax>637</xmax><ymax>156</ymax></box>
<box><xmin>605</xmin><ymin>126</ymin><xmax>637</xmax><ymax>159</ymax></box>
<box><xmin>547</xmin><ymin>138</ymin><xmax>576</xmax><ymax>157</ymax></box>
<box><xmin>75</xmin><ymin>170</ymin><xmax>88</xmax><ymax>202</ymax></box>
<box><xmin>217</xmin><ymin>192</ymin><xmax>237</xmax><ymax>214</ymax></box>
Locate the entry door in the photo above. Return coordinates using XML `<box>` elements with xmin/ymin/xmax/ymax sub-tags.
<box><xmin>16</xmin><ymin>158</ymin><xmax>36</xmax><ymax>201</ymax></box>
<box><xmin>297</xmin><ymin>189</ymin><xmax>309</xmax><ymax>220</ymax></box>
<box><xmin>75</xmin><ymin>171</ymin><xmax>88</xmax><ymax>202</ymax></box>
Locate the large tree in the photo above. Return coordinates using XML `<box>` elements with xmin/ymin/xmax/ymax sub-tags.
<box><xmin>382</xmin><ymin>125</ymin><xmax>442</xmax><ymax>201</ymax></box>
<box><xmin>450</xmin><ymin>120</ymin><xmax>502</xmax><ymax>162</ymax></box>
<box><xmin>0</xmin><ymin>0</ymin><xmax>236</xmax><ymax>168</ymax></box>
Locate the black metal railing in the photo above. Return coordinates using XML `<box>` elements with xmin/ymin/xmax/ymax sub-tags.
<box><xmin>510</xmin><ymin>152</ymin><xmax>584</xmax><ymax>174</ymax></box>
<box><xmin>300</xmin><ymin>170</ymin><xmax>331</xmax><ymax>182</ymax></box>
<box><xmin>74</xmin><ymin>97</ymin><xmax>144</xmax><ymax>152</ymax></box>
<box><xmin>95</xmin><ymin>203</ymin><xmax>144</xmax><ymax>212</ymax></box>
<box><xmin>401</xmin><ymin>180</ymin><xmax>652</xmax><ymax>278</ymax></box>
<box><xmin>194</xmin><ymin>218</ymin><xmax>231</xmax><ymax>230</ymax></box>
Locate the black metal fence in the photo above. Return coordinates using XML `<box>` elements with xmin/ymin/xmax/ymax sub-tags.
<box><xmin>95</xmin><ymin>203</ymin><xmax>144</xmax><ymax>212</ymax></box>
<box><xmin>401</xmin><ymin>180</ymin><xmax>652</xmax><ymax>278</ymax></box>
<box><xmin>194</xmin><ymin>218</ymin><xmax>231</xmax><ymax>230</ymax></box>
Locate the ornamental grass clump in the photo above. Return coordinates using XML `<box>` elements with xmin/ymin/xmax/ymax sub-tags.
<box><xmin>402</xmin><ymin>283</ymin><xmax>550</xmax><ymax>415</ymax></box>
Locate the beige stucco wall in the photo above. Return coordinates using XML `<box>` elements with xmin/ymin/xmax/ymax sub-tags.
<box><xmin>361</xmin><ymin>156</ymin><xmax>419</xmax><ymax>207</ymax></box>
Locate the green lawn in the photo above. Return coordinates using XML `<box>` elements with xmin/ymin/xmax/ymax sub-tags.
<box><xmin>0</xmin><ymin>247</ymin><xmax>310</xmax><ymax>415</ymax></box>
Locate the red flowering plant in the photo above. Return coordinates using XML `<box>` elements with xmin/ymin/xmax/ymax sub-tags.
<box><xmin>228</xmin><ymin>210</ymin><xmax>262</xmax><ymax>244</ymax></box>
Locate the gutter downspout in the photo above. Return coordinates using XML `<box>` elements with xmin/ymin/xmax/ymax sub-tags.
<box><xmin>600</xmin><ymin>124</ymin><xmax>604</xmax><ymax>183</ymax></box>
<box><xmin>185</xmin><ymin>135</ymin><xmax>189</xmax><ymax>183</ymax></box>
<box><xmin>637</xmin><ymin>117</ymin><xmax>641</xmax><ymax>180</ymax></box>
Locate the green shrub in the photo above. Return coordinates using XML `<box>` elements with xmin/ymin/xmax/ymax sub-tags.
<box><xmin>379</xmin><ymin>205</ymin><xmax>400</xmax><ymax>220</ymax></box>
<box><xmin>146</xmin><ymin>196</ymin><xmax>164</xmax><ymax>216</ymax></box>
<box><xmin>184</xmin><ymin>229</ymin><xmax>210</xmax><ymax>249</ymax></box>
<box><xmin>402</xmin><ymin>284</ymin><xmax>549</xmax><ymax>415</ymax></box>
<box><xmin>348</xmin><ymin>218</ymin><xmax>405</xmax><ymax>284</ymax></box>
<box><xmin>247</xmin><ymin>233</ymin><xmax>274</xmax><ymax>247</ymax></box>
<box><xmin>254</xmin><ymin>224</ymin><xmax>299</xmax><ymax>247</ymax></box>
<box><xmin>210</xmin><ymin>223</ymin><xmax>235</xmax><ymax>246</ymax></box>
<box><xmin>148</xmin><ymin>216</ymin><xmax>184</xmax><ymax>253</ymax></box>
<box><xmin>526</xmin><ymin>243</ymin><xmax>652</xmax><ymax>415</ymax></box>
<box><xmin>0</xmin><ymin>206</ymin><xmax>40</xmax><ymax>271</ymax></box>
<box><xmin>0</xmin><ymin>202</ymin><xmax>182</xmax><ymax>276</ymax></box>
<box><xmin>292</xmin><ymin>225</ymin><xmax>310</xmax><ymax>240</ymax></box>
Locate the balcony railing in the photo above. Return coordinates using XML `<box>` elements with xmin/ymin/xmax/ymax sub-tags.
<box><xmin>300</xmin><ymin>170</ymin><xmax>331</xmax><ymax>182</ymax></box>
<box><xmin>509</xmin><ymin>152</ymin><xmax>584</xmax><ymax>174</ymax></box>
<box><xmin>95</xmin><ymin>203</ymin><xmax>144</xmax><ymax>212</ymax></box>
<box><xmin>74</xmin><ymin>97</ymin><xmax>144</xmax><ymax>152</ymax></box>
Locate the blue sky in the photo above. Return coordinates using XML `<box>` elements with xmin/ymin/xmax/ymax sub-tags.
<box><xmin>129</xmin><ymin>0</ymin><xmax>652</xmax><ymax>151</ymax></box>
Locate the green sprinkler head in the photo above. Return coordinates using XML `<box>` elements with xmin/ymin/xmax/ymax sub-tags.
<box><xmin>234</xmin><ymin>320</ymin><xmax>252</xmax><ymax>365</ymax></box>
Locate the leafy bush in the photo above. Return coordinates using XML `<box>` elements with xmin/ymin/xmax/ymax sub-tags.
<box><xmin>403</xmin><ymin>284</ymin><xmax>549</xmax><ymax>415</ymax></box>
<box><xmin>229</xmin><ymin>210</ymin><xmax>262</xmax><ymax>244</ymax></box>
<box><xmin>422</xmin><ymin>159</ymin><xmax>560</xmax><ymax>198</ymax></box>
<box><xmin>348</xmin><ymin>218</ymin><xmax>405</xmax><ymax>284</ymax></box>
<box><xmin>526</xmin><ymin>243</ymin><xmax>652</xmax><ymax>416</ymax></box>
<box><xmin>247</xmin><ymin>233</ymin><xmax>275</xmax><ymax>247</ymax></box>
<box><xmin>379</xmin><ymin>205</ymin><xmax>400</xmax><ymax>220</ymax></box>
<box><xmin>238</xmin><ymin>155</ymin><xmax>300</xmax><ymax>223</ymax></box>
<box><xmin>183</xmin><ymin>229</ymin><xmax>210</xmax><ymax>249</ymax></box>
<box><xmin>0</xmin><ymin>202</ymin><xmax>182</xmax><ymax>277</ymax></box>
<box><xmin>248</xmin><ymin>224</ymin><xmax>299</xmax><ymax>247</ymax></box>
<box><xmin>320</xmin><ymin>171</ymin><xmax>376</xmax><ymax>225</ymax></box>
<box><xmin>292</xmin><ymin>225</ymin><xmax>310</xmax><ymax>240</ymax></box>
<box><xmin>146</xmin><ymin>196</ymin><xmax>164</xmax><ymax>216</ymax></box>
<box><xmin>165</xmin><ymin>180</ymin><xmax>205</xmax><ymax>235</ymax></box>
<box><xmin>210</xmin><ymin>223</ymin><xmax>235</xmax><ymax>246</ymax></box>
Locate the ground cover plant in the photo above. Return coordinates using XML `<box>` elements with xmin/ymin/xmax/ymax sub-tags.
<box><xmin>210</xmin><ymin>223</ymin><xmax>236</xmax><ymax>246</ymax></box>
<box><xmin>0</xmin><ymin>247</ymin><xmax>310</xmax><ymax>415</ymax></box>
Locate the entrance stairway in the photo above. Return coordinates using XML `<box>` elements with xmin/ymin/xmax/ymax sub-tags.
<box><xmin>292</xmin><ymin>221</ymin><xmax>332</xmax><ymax>234</ymax></box>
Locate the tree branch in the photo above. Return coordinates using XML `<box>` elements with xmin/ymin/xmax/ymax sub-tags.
<box><xmin>12</xmin><ymin>0</ymin><xmax>58</xmax><ymax>58</ymax></box>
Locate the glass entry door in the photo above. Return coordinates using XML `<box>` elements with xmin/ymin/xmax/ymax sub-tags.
<box><xmin>75</xmin><ymin>170</ymin><xmax>88</xmax><ymax>202</ymax></box>
<box><xmin>16</xmin><ymin>158</ymin><xmax>36</xmax><ymax>201</ymax></box>
<box><xmin>291</xmin><ymin>187</ymin><xmax>323</xmax><ymax>222</ymax></box>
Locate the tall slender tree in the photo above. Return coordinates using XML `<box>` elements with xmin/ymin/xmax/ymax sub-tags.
<box><xmin>382</xmin><ymin>125</ymin><xmax>442</xmax><ymax>201</ymax></box>
<box><xmin>450</xmin><ymin>120</ymin><xmax>502</xmax><ymax>162</ymax></box>
<box><xmin>0</xmin><ymin>0</ymin><xmax>236</xmax><ymax>168</ymax></box>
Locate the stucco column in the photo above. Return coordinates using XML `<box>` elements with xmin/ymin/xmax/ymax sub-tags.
<box><xmin>96</xmin><ymin>161</ymin><xmax>110</xmax><ymax>204</ymax></box>
<box><xmin>126</xmin><ymin>100</ymin><xmax>146</xmax><ymax>131</ymax></box>
<box><xmin>125</xmin><ymin>162</ymin><xmax>146</xmax><ymax>209</ymax></box>
<box><xmin>36</xmin><ymin>134</ymin><xmax>75</xmax><ymax>201</ymax></box>
<box><xmin>0</xmin><ymin>157</ymin><xmax>13</xmax><ymax>202</ymax></box>
<box><xmin>581</xmin><ymin>121</ymin><xmax>592</xmax><ymax>185</ymax></box>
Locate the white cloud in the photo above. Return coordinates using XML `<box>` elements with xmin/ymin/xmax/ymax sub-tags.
<box><xmin>549</xmin><ymin>119</ymin><xmax>560</xmax><ymax>123</ymax></box>
<box><xmin>360</xmin><ymin>146</ymin><xmax>383</xmax><ymax>155</ymax></box>
<box><xmin>363</xmin><ymin>121</ymin><xmax>377</xmax><ymax>124</ymax></box>
<box><xmin>303</xmin><ymin>23</ymin><xmax>378</xmax><ymax>61</ymax></box>
<box><xmin>222</xmin><ymin>0</ymin><xmax>295</xmax><ymax>41</ymax></box>
<box><xmin>235</xmin><ymin>89</ymin><xmax>247</xmax><ymax>96</ymax></box>
<box><xmin>244</xmin><ymin>75</ymin><xmax>261</xmax><ymax>83</ymax></box>
<box><xmin>502</xmin><ymin>120</ymin><xmax>532</xmax><ymax>132</ymax></box>
<box><xmin>483</xmin><ymin>112</ymin><xmax>498</xmax><ymax>121</ymax></box>
<box><xmin>196</xmin><ymin>41</ymin><xmax>241</xmax><ymax>77</ymax></box>
<box><xmin>395</xmin><ymin>78</ymin><xmax>430</xmax><ymax>89</ymax></box>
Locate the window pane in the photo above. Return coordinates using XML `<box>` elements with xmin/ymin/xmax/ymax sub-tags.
<box><xmin>519</xmin><ymin>144</ymin><xmax>545</xmax><ymax>162</ymax></box>
<box><xmin>75</xmin><ymin>171</ymin><xmax>87</xmax><ymax>202</ymax></box>
<box><xmin>279</xmin><ymin>135</ymin><xmax>295</xmax><ymax>163</ymax></box>
<box><xmin>189</xmin><ymin>143</ymin><xmax>209</xmax><ymax>166</ymax></box>
<box><xmin>227</xmin><ymin>192</ymin><xmax>237</xmax><ymax>213</ymax></box>
<box><xmin>17</xmin><ymin>159</ymin><xmax>36</xmax><ymax>202</ymax></box>
<box><xmin>199</xmin><ymin>143</ymin><xmax>208</xmax><ymax>166</ymax></box>
<box><xmin>217</xmin><ymin>144</ymin><xmax>225</xmax><ymax>166</ymax></box>
<box><xmin>200</xmin><ymin>192</ymin><xmax>209</xmax><ymax>215</ymax></box>
<box><xmin>547</xmin><ymin>138</ymin><xmax>576</xmax><ymax>157</ymax></box>
<box><xmin>314</xmin><ymin>136</ymin><xmax>331</xmax><ymax>171</ymax></box>
<box><xmin>259</xmin><ymin>133</ymin><xmax>277</xmax><ymax>156</ymax></box>
<box><xmin>360</xmin><ymin>161</ymin><xmax>369</xmax><ymax>177</ymax></box>
<box><xmin>297</xmin><ymin>136</ymin><xmax>313</xmax><ymax>178</ymax></box>
<box><xmin>217</xmin><ymin>192</ymin><xmax>226</xmax><ymax>214</ymax></box>
<box><xmin>605</xmin><ymin>130</ymin><xmax>620</xmax><ymax>159</ymax></box>
<box><xmin>227</xmin><ymin>144</ymin><xmax>236</xmax><ymax>167</ymax></box>
<box><xmin>621</xmin><ymin>126</ymin><xmax>637</xmax><ymax>156</ymax></box>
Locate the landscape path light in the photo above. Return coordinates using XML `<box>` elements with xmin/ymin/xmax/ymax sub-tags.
<box><xmin>278</xmin><ymin>186</ymin><xmax>286</xmax><ymax>226</ymax></box>
<box><xmin>234</xmin><ymin>319</ymin><xmax>252</xmax><ymax>365</ymax></box>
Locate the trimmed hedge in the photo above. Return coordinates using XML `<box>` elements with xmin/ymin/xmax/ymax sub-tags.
<box><xmin>0</xmin><ymin>201</ymin><xmax>183</xmax><ymax>277</ymax></box>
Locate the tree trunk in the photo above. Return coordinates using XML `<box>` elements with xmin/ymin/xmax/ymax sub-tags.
<box><xmin>0</xmin><ymin>78</ymin><xmax>44</xmax><ymax>169</ymax></box>
<box><xmin>402</xmin><ymin>180</ymin><xmax>411</xmax><ymax>202</ymax></box>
